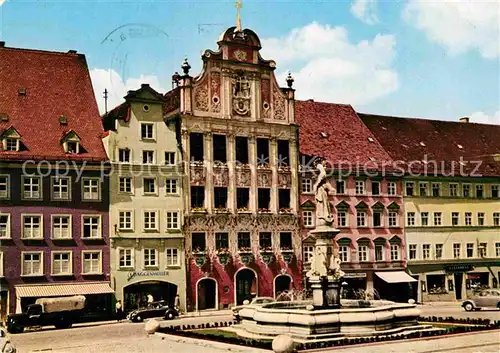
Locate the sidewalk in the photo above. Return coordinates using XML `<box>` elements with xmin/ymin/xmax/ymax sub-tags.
<box><xmin>418</xmin><ymin>301</ymin><xmax>461</xmax><ymax>307</ymax></box>
<box><xmin>180</xmin><ymin>309</ymin><xmax>233</xmax><ymax>318</ymax></box>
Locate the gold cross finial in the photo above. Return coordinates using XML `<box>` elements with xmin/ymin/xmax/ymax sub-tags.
<box><xmin>235</xmin><ymin>0</ymin><xmax>243</xmax><ymax>32</ymax></box>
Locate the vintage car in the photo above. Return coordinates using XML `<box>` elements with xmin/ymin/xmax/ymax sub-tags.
<box><xmin>0</xmin><ymin>327</ymin><xmax>16</xmax><ymax>353</ymax></box>
<box><xmin>127</xmin><ymin>300</ymin><xmax>179</xmax><ymax>322</ymax></box>
<box><xmin>462</xmin><ymin>289</ymin><xmax>500</xmax><ymax>311</ymax></box>
<box><xmin>232</xmin><ymin>297</ymin><xmax>276</xmax><ymax>319</ymax></box>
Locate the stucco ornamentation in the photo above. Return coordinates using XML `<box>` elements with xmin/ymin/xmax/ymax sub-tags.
<box><xmin>232</xmin><ymin>72</ymin><xmax>251</xmax><ymax>117</ymax></box>
<box><xmin>273</xmin><ymin>88</ymin><xmax>286</xmax><ymax>120</ymax></box>
<box><xmin>236</xmin><ymin>169</ymin><xmax>251</xmax><ymax>187</ymax></box>
<box><xmin>278</xmin><ymin>172</ymin><xmax>291</xmax><ymax>188</ymax></box>
<box><xmin>257</xmin><ymin>171</ymin><xmax>272</xmax><ymax>187</ymax></box>
<box><xmin>213</xmin><ymin>167</ymin><xmax>229</xmax><ymax>186</ymax></box>
<box><xmin>190</xmin><ymin>167</ymin><xmax>206</xmax><ymax>185</ymax></box>
<box><xmin>210</xmin><ymin>72</ymin><xmax>221</xmax><ymax>113</ymax></box>
<box><xmin>194</xmin><ymin>79</ymin><xmax>209</xmax><ymax>112</ymax></box>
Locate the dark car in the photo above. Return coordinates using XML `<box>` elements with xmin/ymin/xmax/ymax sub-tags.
<box><xmin>127</xmin><ymin>301</ymin><xmax>178</xmax><ymax>322</ymax></box>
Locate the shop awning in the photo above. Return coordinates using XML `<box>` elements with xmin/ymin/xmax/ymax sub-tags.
<box><xmin>16</xmin><ymin>282</ymin><xmax>114</xmax><ymax>298</ymax></box>
<box><xmin>375</xmin><ymin>271</ymin><xmax>417</xmax><ymax>284</ymax></box>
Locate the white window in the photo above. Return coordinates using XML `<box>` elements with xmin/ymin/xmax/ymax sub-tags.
<box><xmin>141</xmin><ymin>123</ymin><xmax>154</xmax><ymax>140</ymax></box>
<box><xmin>388</xmin><ymin>211</ymin><xmax>398</xmax><ymax>227</ymax></box>
<box><xmin>118</xmin><ymin>211</ymin><xmax>133</xmax><ymax>230</ymax></box>
<box><xmin>23</xmin><ymin>176</ymin><xmax>41</xmax><ymax>199</ymax></box>
<box><xmin>339</xmin><ymin>245</ymin><xmax>350</xmax><ymax>262</ymax></box>
<box><xmin>422</xmin><ymin>244</ymin><xmax>430</xmax><ymax>260</ymax></box>
<box><xmin>449</xmin><ymin>183</ymin><xmax>459</xmax><ymax>197</ymax></box>
<box><xmin>166</xmin><ymin>248</ymin><xmax>179</xmax><ymax>267</ymax></box>
<box><xmin>165</xmin><ymin>179</ymin><xmax>178</xmax><ymax>195</ymax></box>
<box><xmin>407</xmin><ymin>212</ymin><xmax>415</xmax><ymax>226</ymax></box>
<box><xmin>303</xmin><ymin>211</ymin><xmax>314</xmax><ymax>227</ymax></box>
<box><xmin>144</xmin><ymin>249</ymin><xmax>157</xmax><ymax>268</ymax></box>
<box><xmin>358</xmin><ymin>245</ymin><xmax>368</xmax><ymax>262</ymax></box>
<box><xmin>387</xmin><ymin>182</ymin><xmax>397</xmax><ymax>196</ymax></box>
<box><xmin>435</xmin><ymin>244</ymin><xmax>443</xmax><ymax>259</ymax></box>
<box><xmin>405</xmin><ymin>182</ymin><xmax>415</xmax><ymax>196</ymax></box>
<box><xmin>478</xmin><ymin>212</ymin><xmax>485</xmax><ymax>226</ymax></box>
<box><xmin>453</xmin><ymin>243</ymin><xmax>461</xmax><ymax>259</ymax></box>
<box><xmin>119</xmin><ymin>248</ymin><xmax>134</xmax><ymax>268</ymax></box>
<box><xmin>466</xmin><ymin>243</ymin><xmax>474</xmax><ymax>258</ymax></box>
<box><xmin>495</xmin><ymin>242</ymin><xmax>500</xmax><ymax>257</ymax></box>
<box><xmin>143</xmin><ymin>178</ymin><xmax>156</xmax><ymax>195</ymax></box>
<box><xmin>144</xmin><ymin>211</ymin><xmax>158</xmax><ymax>231</ymax></box>
<box><xmin>433</xmin><ymin>212</ymin><xmax>442</xmax><ymax>226</ymax></box>
<box><xmin>52</xmin><ymin>177</ymin><xmax>71</xmax><ymax>200</ymax></box>
<box><xmin>82</xmin><ymin>251</ymin><xmax>102</xmax><ymax>274</ymax></box>
<box><xmin>0</xmin><ymin>214</ymin><xmax>11</xmax><ymax>238</ymax></box>
<box><xmin>65</xmin><ymin>140</ymin><xmax>80</xmax><ymax>154</ymax></box>
<box><xmin>166</xmin><ymin>211</ymin><xmax>179</xmax><ymax>229</ymax></box>
<box><xmin>356</xmin><ymin>211</ymin><xmax>366</xmax><ymax>227</ymax></box>
<box><xmin>409</xmin><ymin>244</ymin><xmax>417</xmax><ymax>260</ymax></box>
<box><xmin>82</xmin><ymin>178</ymin><xmax>100</xmax><ymax>200</ymax></box>
<box><xmin>303</xmin><ymin>245</ymin><xmax>314</xmax><ymax>263</ymax></box>
<box><xmin>390</xmin><ymin>244</ymin><xmax>400</xmax><ymax>261</ymax></box>
<box><xmin>431</xmin><ymin>183</ymin><xmax>441</xmax><ymax>197</ymax></box>
<box><xmin>465</xmin><ymin>212</ymin><xmax>472</xmax><ymax>226</ymax></box>
<box><xmin>337</xmin><ymin>211</ymin><xmax>347</xmax><ymax>227</ymax></box>
<box><xmin>0</xmin><ymin>175</ymin><xmax>9</xmax><ymax>199</ymax></box>
<box><xmin>118</xmin><ymin>148</ymin><xmax>131</xmax><ymax>163</ymax></box>
<box><xmin>493</xmin><ymin>212</ymin><xmax>500</xmax><ymax>226</ymax></box>
<box><xmin>301</xmin><ymin>178</ymin><xmax>313</xmax><ymax>194</ymax></box>
<box><xmin>421</xmin><ymin>212</ymin><xmax>429</xmax><ymax>226</ymax></box>
<box><xmin>452</xmin><ymin>212</ymin><xmax>459</xmax><ymax>226</ymax></box>
<box><xmin>52</xmin><ymin>215</ymin><xmax>71</xmax><ymax>239</ymax></box>
<box><xmin>5</xmin><ymin>138</ymin><xmax>19</xmax><ymax>151</ymax></box>
<box><xmin>82</xmin><ymin>216</ymin><xmax>101</xmax><ymax>238</ymax></box>
<box><xmin>355</xmin><ymin>180</ymin><xmax>365</xmax><ymax>195</ymax></box>
<box><xmin>52</xmin><ymin>252</ymin><xmax>72</xmax><ymax>275</ymax></box>
<box><xmin>375</xmin><ymin>245</ymin><xmax>384</xmax><ymax>261</ymax></box>
<box><xmin>22</xmin><ymin>252</ymin><xmax>43</xmax><ymax>276</ymax></box>
<box><xmin>142</xmin><ymin>150</ymin><xmax>155</xmax><ymax>164</ymax></box>
<box><xmin>478</xmin><ymin>242</ymin><xmax>487</xmax><ymax>257</ymax></box>
<box><xmin>463</xmin><ymin>184</ymin><xmax>471</xmax><ymax>198</ymax></box>
<box><xmin>165</xmin><ymin>152</ymin><xmax>176</xmax><ymax>165</ymax></box>
<box><xmin>22</xmin><ymin>215</ymin><xmax>42</xmax><ymax>239</ymax></box>
<box><xmin>119</xmin><ymin>177</ymin><xmax>132</xmax><ymax>193</ymax></box>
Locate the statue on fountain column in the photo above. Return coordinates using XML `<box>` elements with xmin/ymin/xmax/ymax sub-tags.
<box><xmin>313</xmin><ymin>159</ymin><xmax>335</xmax><ymax>227</ymax></box>
<box><xmin>306</xmin><ymin>247</ymin><xmax>328</xmax><ymax>277</ymax></box>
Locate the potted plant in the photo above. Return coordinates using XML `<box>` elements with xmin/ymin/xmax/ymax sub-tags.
<box><xmin>190</xmin><ymin>160</ymin><xmax>204</xmax><ymax>167</ymax></box>
<box><xmin>257</xmin><ymin>162</ymin><xmax>270</xmax><ymax>169</ymax></box>
<box><xmin>237</xmin><ymin>206</ymin><xmax>251</xmax><ymax>213</ymax></box>
<box><xmin>279</xmin><ymin>207</ymin><xmax>292</xmax><ymax>214</ymax></box>
<box><xmin>215</xmin><ymin>207</ymin><xmax>229</xmax><ymax>213</ymax></box>
<box><xmin>192</xmin><ymin>207</ymin><xmax>207</xmax><ymax>213</ymax></box>
<box><xmin>258</xmin><ymin>208</ymin><xmax>271</xmax><ymax>213</ymax></box>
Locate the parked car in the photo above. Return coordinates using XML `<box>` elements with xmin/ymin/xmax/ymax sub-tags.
<box><xmin>462</xmin><ymin>289</ymin><xmax>500</xmax><ymax>311</ymax></box>
<box><xmin>0</xmin><ymin>327</ymin><xmax>16</xmax><ymax>353</ymax></box>
<box><xmin>232</xmin><ymin>297</ymin><xmax>276</xmax><ymax>319</ymax></box>
<box><xmin>127</xmin><ymin>300</ymin><xmax>178</xmax><ymax>322</ymax></box>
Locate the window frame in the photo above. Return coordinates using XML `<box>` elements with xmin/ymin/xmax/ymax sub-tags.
<box><xmin>449</xmin><ymin>183</ymin><xmax>459</xmax><ymax>197</ymax></box>
<box><xmin>435</xmin><ymin>244</ymin><xmax>443</xmax><ymax>259</ymax></box>
<box><xmin>22</xmin><ymin>175</ymin><xmax>42</xmax><ymax>200</ymax></box>
<box><xmin>82</xmin><ymin>250</ymin><xmax>102</xmax><ymax>275</ymax></box>
<box><xmin>336</xmin><ymin>180</ymin><xmax>346</xmax><ymax>195</ymax></box>
<box><xmin>387</xmin><ymin>182</ymin><xmax>397</xmax><ymax>196</ymax></box>
<box><xmin>339</xmin><ymin>245</ymin><xmax>350</xmax><ymax>262</ymax></box>
<box><xmin>21</xmin><ymin>251</ymin><xmax>44</xmax><ymax>277</ymax></box>
<box><xmin>0</xmin><ymin>213</ymin><xmax>11</xmax><ymax>239</ymax></box>
<box><xmin>302</xmin><ymin>210</ymin><xmax>315</xmax><ymax>228</ymax></box>
<box><xmin>462</xmin><ymin>183</ymin><xmax>472</xmax><ymax>198</ymax></box>
<box><xmin>355</xmin><ymin>180</ymin><xmax>365</xmax><ymax>195</ymax></box>
<box><xmin>405</xmin><ymin>181</ymin><xmax>415</xmax><ymax>196</ymax></box>
<box><xmin>453</xmin><ymin>243</ymin><xmax>461</xmax><ymax>259</ymax></box>
<box><xmin>419</xmin><ymin>182</ymin><xmax>428</xmax><ymax>197</ymax></box>
<box><xmin>358</xmin><ymin>244</ymin><xmax>369</xmax><ymax>262</ymax></box>
<box><xmin>390</xmin><ymin>244</ymin><xmax>400</xmax><ymax>261</ymax></box>
<box><xmin>143</xmin><ymin>248</ymin><xmax>158</xmax><ymax>268</ymax></box>
<box><xmin>81</xmin><ymin>177</ymin><xmax>101</xmax><ymax>201</ymax></box>
<box><xmin>143</xmin><ymin>210</ymin><xmax>159</xmax><ymax>231</ymax></box>
<box><xmin>118</xmin><ymin>248</ymin><xmax>134</xmax><ymax>269</ymax></box>
<box><xmin>51</xmin><ymin>176</ymin><xmax>71</xmax><ymax>201</ymax></box>
<box><xmin>0</xmin><ymin>174</ymin><xmax>9</xmax><ymax>200</ymax></box>
<box><xmin>337</xmin><ymin>211</ymin><xmax>348</xmax><ymax>228</ymax></box>
<box><xmin>371</xmin><ymin>181</ymin><xmax>381</xmax><ymax>196</ymax></box>
<box><xmin>118</xmin><ymin>210</ymin><xmax>134</xmax><ymax>231</ymax></box>
<box><xmin>409</xmin><ymin>244</ymin><xmax>417</xmax><ymax>260</ymax></box>
<box><xmin>301</xmin><ymin>178</ymin><xmax>313</xmax><ymax>194</ymax></box>
<box><xmin>22</xmin><ymin>214</ymin><xmax>44</xmax><ymax>239</ymax></box>
<box><xmin>356</xmin><ymin>211</ymin><xmax>367</xmax><ymax>228</ymax></box>
<box><xmin>51</xmin><ymin>251</ymin><xmax>73</xmax><ymax>276</ymax></box>
<box><xmin>165</xmin><ymin>151</ymin><xmax>176</xmax><ymax>166</ymax></box>
<box><xmin>140</xmin><ymin>122</ymin><xmax>155</xmax><ymax>140</ymax></box>
<box><xmin>143</xmin><ymin>177</ymin><xmax>157</xmax><ymax>196</ymax></box>
<box><xmin>388</xmin><ymin>211</ymin><xmax>398</xmax><ymax>227</ymax></box>
<box><xmin>118</xmin><ymin>176</ymin><xmax>133</xmax><ymax>194</ymax></box>
<box><xmin>166</xmin><ymin>211</ymin><xmax>180</xmax><ymax>230</ymax></box>
<box><xmin>421</xmin><ymin>212</ymin><xmax>429</xmax><ymax>226</ymax></box>
<box><xmin>51</xmin><ymin>214</ymin><xmax>72</xmax><ymax>239</ymax></box>
<box><xmin>431</xmin><ymin>182</ymin><xmax>441</xmax><ymax>197</ymax></box>
<box><xmin>165</xmin><ymin>179</ymin><xmax>178</xmax><ymax>195</ymax></box>
<box><xmin>81</xmin><ymin>215</ymin><xmax>102</xmax><ymax>239</ymax></box>
<box><xmin>166</xmin><ymin>248</ymin><xmax>180</xmax><ymax>267</ymax></box>
<box><xmin>118</xmin><ymin>148</ymin><xmax>131</xmax><ymax>163</ymax></box>
<box><xmin>406</xmin><ymin>212</ymin><xmax>415</xmax><ymax>227</ymax></box>
<box><xmin>433</xmin><ymin>212</ymin><xmax>442</xmax><ymax>226</ymax></box>
<box><xmin>422</xmin><ymin>244</ymin><xmax>431</xmax><ymax>260</ymax></box>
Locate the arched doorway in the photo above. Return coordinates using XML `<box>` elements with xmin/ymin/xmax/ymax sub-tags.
<box><xmin>235</xmin><ymin>268</ymin><xmax>257</xmax><ymax>305</ymax></box>
<box><xmin>197</xmin><ymin>278</ymin><xmax>217</xmax><ymax>310</ymax></box>
<box><xmin>123</xmin><ymin>281</ymin><xmax>177</xmax><ymax>312</ymax></box>
<box><xmin>274</xmin><ymin>275</ymin><xmax>292</xmax><ymax>298</ymax></box>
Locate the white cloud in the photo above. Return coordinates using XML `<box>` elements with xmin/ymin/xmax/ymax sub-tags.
<box><xmin>351</xmin><ymin>0</ymin><xmax>379</xmax><ymax>25</ymax></box>
<box><xmin>261</xmin><ymin>22</ymin><xmax>399</xmax><ymax>105</ymax></box>
<box><xmin>403</xmin><ymin>0</ymin><xmax>500</xmax><ymax>59</ymax></box>
<box><xmin>0</xmin><ymin>0</ymin><xmax>5</xmax><ymax>6</ymax></box>
<box><xmin>89</xmin><ymin>68</ymin><xmax>169</xmax><ymax>114</ymax></box>
<box><xmin>470</xmin><ymin>110</ymin><xmax>500</xmax><ymax>125</ymax></box>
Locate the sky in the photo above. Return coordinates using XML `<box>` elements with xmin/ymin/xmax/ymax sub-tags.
<box><xmin>0</xmin><ymin>0</ymin><xmax>499</xmax><ymax>124</ymax></box>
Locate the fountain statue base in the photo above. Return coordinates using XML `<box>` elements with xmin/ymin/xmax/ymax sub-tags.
<box><xmin>309</xmin><ymin>276</ymin><xmax>341</xmax><ymax>309</ymax></box>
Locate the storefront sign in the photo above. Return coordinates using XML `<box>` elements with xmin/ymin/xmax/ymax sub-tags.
<box><xmin>127</xmin><ymin>271</ymin><xmax>169</xmax><ymax>281</ymax></box>
<box><xmin>343</xmin><ymin>273</ymin><xmax>367</xmax><ymax>279</ymax></box>
<box><xmin>445</xmin><ymin>264</ymin><xmax>474</xmax><ymax>273</ymax></box>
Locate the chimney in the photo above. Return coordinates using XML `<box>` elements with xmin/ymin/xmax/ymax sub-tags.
<box><xmin>68</xmin><ymin>50</ymin><xmax>77</xmax><ymax>54</ymax></box>
<box><xmin>0</xmin><ymin>41</ymin><xmax>5</xmax><ymax>48</ymax></box>
<box><xmin>460</xmin><ymin>117</ymin><xmax>470</xmax><ymax>123</ymax></box>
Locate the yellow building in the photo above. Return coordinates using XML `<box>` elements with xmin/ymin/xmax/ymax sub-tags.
<box><xmin>360</xmin><ymin>113</ymin><xmax>500</xmax><ymax>303</ymax></box>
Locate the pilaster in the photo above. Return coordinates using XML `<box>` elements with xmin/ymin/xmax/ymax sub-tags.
<box><xmin>248</xmin><ymin>134</ymin><xmax>257</xmax><ymax>213</ymax></box>
<box><xmin>227</xmin><ymin>133</ymin><xmax>236</xmax><ymax>212</ymax></box>
<box><xmin>204</xmin><ymin>132</ymin><xmax>213</xmax><ymax>213</ymax></box>
<box><xmin>270</xmin><ymin>137</ymin><xmax>278</xmax><ymax>213</ymax></box>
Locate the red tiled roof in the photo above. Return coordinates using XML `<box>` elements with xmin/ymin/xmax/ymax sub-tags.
<box><xmin>359</xmin><ymin>113</ymin><xmax>500</xmax><ymax>177</ymax></box>
<box><xmin>163</xmin><ymin>87</ymin><xmax>180</xmax><ymax>115</ymax></box>
<box><xmin>295</xmin><ymin>100</ymin><xmax>393</xmax><ymax>170</ymax></box>
<box><xmin>0</xmin><ymin>46</ymin><xmax>107</xmax><ymax>162</ymax></box>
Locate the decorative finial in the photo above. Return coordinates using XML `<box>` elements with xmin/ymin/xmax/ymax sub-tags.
<box><xmin>172</xmin><ymin>72</ymin><xmax>181</xmax><ymax>88</ymax></box>
<box><xmin>235</xmin><ymin>0</ymin><xmax>243</xmax><ymax>32</ymax></box>
<box><xmin>181</xmin><ymin>57</ymin><xmax>191</xmax><ymax>75</ymax></box>
<box><xmin>286</xmin><ymin>71</ymin><xmax>294</xmax><ymax>88</ymax></box>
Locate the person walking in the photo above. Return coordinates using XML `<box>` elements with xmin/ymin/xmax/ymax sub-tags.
<box><xmin>115</xmin><ymin>300</ymin><xmax>123</xmax><ymax>322</ymax></box>
<box><xmin>174</xmin><ymin>294</ymin><xmax>181</xmax><ymax>314</ymax></box>
<box><xmin>147</xmin><ymin>294</ymin><xmax>154</xmax><ymax>308</ymax></box>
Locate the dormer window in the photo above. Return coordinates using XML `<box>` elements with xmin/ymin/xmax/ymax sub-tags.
<box><xmin>1</xmin><ymin>127</ymin><xmax>23</xmax><ymax>152</ymax></box>
<box><xmin>61</xmin><ymin>130</ymin><xmax>82</xmax><ymax>154</ymax></box>
<box><xmin>66</xmin><ymin>141</ymin><xmax>79</xmax><ymax>154</ymax></box>
<box><xmin>5</xmin><ymin>138</ymin><xmax>19</xmax><ymax>151</ymax></box>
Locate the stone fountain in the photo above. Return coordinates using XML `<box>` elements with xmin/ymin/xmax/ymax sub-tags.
<box><xmin>230</xmin><ymin>160</ymin><xmax>438</xmax><ymax>343</ymax></box>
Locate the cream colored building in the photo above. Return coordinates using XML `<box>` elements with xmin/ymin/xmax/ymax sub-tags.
<box><xmin>404</xmin><ymin>178</ymin><xmax>500</xmax><ymax>302</ymax></box>
<box><xmin>102</xmin><ymin>84</ymin><xmax>186</xmax><ymax>312</ymax></box>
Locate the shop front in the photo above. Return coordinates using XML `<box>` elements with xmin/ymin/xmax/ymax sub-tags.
<box><xmin>341</xmin><ymin>272</ymin><xmax>367</xmax><ymax>299</ymax></box>
<box><xmin>374</xmin><ymin>271</ymin><xmax>417</xmax><ymax>303</ymax></box>
<box><xmin>14</xmin><ymin>282</ymin><xmax>114</xmax><ymax>319</ymax></box>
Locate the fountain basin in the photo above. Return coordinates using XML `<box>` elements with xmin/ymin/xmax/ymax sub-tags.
<box><xmin>235</xmin><ymin>300</ymin><xmax>429</xmax><ymax>341</ymax></box>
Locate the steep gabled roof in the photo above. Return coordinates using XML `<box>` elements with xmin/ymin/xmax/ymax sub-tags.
<box><xmin>0</xmin><ymin>46</ymin><xmax>107</xmax><ymax>161</ymax></box>
<box><xmin>359</xmin><ymin>113</ymin><xmax>500</xmax><ymax>177</ymax></box>
<box><xmin>295</xmin><ymin>100</ymin><xmax>393</xmax><ymax>171</ymax></box>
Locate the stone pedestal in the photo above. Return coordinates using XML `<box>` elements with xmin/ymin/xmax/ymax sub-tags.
<box><xmin>309</xmin><ymin>276</ymin><xmax>324</xmax><ymax>307</ymax></box>
<box><xmin>310</xmin><ymin>276</ymin><xmax>341</xmax><ymax>308</ymax></box>
<box><xmin>325</xmin><ymin>277</ymin><xmax>341</xmax><ymax>308</ymax></box>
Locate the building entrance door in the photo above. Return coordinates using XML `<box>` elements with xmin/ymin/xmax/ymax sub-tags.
<box><xmin>454</xmin><ymin>273</ymin><xmax>463</xmax><ymax>300</ymax></box>
<box><xmin>236</xmin><ymin>269</ymin><xmax>256</xmax><ymax>305</ymax></box>
<box><xmin>197</xmin><ymin>278</ymin><xmax>216</xmax><ymax>310</ymax></box>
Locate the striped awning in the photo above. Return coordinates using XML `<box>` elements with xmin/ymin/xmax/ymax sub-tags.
<box><xmin>16</xmin><ymin>282</ymin><xmax>114</xmax><ymax>298</ymax></box>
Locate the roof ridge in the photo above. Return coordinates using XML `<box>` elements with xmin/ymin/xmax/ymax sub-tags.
<box><xmin>358</xmin><ymin>112</ymin><xmax>500</xmax><ymax>127</ymax></box>
<box><xmin>0</xmin><ymin>46</ymin><xmax>80</xmax><ymax>57</ymax></box>
<box><xmin>297</xmin><ymin>99</ymin><xmax>352</xmax><ymax>108</ymax></box>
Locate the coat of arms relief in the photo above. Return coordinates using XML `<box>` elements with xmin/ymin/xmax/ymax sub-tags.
<box><xmin>232</xmin><ymin>71</ymin><xmax>251</xmax><ymax>117</ymax></box>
